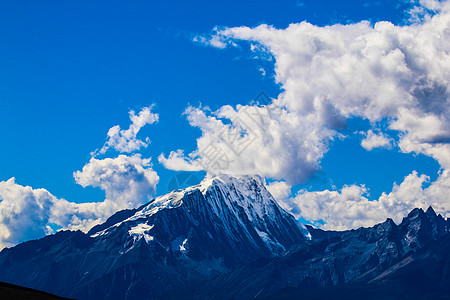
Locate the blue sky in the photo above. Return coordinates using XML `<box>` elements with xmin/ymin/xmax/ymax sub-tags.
<box><xmin>0</xmin><ymin>0</ymin><xmax>448</xmax><ymax>246</ymax></box>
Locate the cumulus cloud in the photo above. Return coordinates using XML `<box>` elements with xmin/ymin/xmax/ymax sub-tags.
<box><xmin>0</xmin><ymin>154</ymin><xmax>160</xmax><ymax>250</ymax></box>
<box><xmin>281</xmin><ymin>170</ymin><xmax>450</xmax><ymax>230</ymax></box>
<box><xmin>0</xmin><ymin>105</ymin><xmax>161</xmax><ymax>249</ymax></box>
<box><xmin>0</xmin><ymin>179</ymin><xmax>102</xmax><ymax>249</ymax></box>
<box><xmin>71</xmin><ymin>108</ymin><xmax>160</xmax><ymax>228</ymax></box>
<box><xmin>166</xmin><ymin>0</ymin><xmax>450</xmax><ymax>227</ymax></box>
<box><xmin>95</xmin><ymin>106</ymin><xmax>159</xmax><ymax>155</ymax></box>
<box><xmin>74</xmin><ymin>154</ymin><xmax>159</xmax><ymax>207</ymax></box>
<box><xmin>160</xmin><ymin>101</ymin><xmax>334</xmax><ymax>184</ymax></box>
<box><xmin>266</xmin><ymin>180</ymin><xmax>292</xmax><ymax>201</ymax></box>
<box><xmin>360</xmin><ymin>129</ymin><xmax>394</xmax><ymax>150</ymax></box>
<box><xmin>0</xmin><ymin>178</ymin><xmax>56</xmax><ymax>249</ymax></box>
<box><xmin>71</xmin><ymin>107</ymin><xmax>160</xmax><ymax>229</ymax></box>
<box><xmin>265</xmin><ymin>180</ymin><xmax>292</xmax><ymax>212</ymax></box>
<box><xmin>158</xmin><ymin>150</ymin><xmax>203</xmax><ymax>172</ymax></box>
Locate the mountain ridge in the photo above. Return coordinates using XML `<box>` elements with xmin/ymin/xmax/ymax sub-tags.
<box><xmin>196</xmin><ymin>206</ymin><xmax>449</xmax><ymax>299</ymax></box>
<box><xmin>0</xmin><ymin>175</ymin><xmax>448</xmax><ymax>299</ymax></box>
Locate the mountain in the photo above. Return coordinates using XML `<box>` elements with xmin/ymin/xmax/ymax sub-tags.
<box><xmin>197</xmin><ymin>206</ymin><xmax>449</xmax><ymax>299</ymax></box>
<box><xmin>0</xmin><ymin>174</ymin><xmax>448</xmax><ymax>300</ymax></box>
<box><xmin>261</xmin><ymin>232</ymin><xmax>450</xmax><ymax>300</ymax></box>
<box><xmin>0</xmin><ymin>175</ymin><xmax>308</xmax><ymax>299</ymax></box>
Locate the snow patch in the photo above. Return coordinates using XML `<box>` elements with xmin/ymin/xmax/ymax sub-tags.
<box><xmin>128</xmin><ymin>223</ymin><xmax>154</xmax><ymax>243</ymax></box>
<box><xmin>171</xmin><ymin>236</ymin><xmax>189</xmax><ymax>254</ymax></box>
<box><xmin>255</xmin><ymin>228</ymin><xmax>285</xmax><ymax>252</ymax></box>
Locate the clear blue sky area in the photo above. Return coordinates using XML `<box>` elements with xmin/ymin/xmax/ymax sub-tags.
<box><xmin>0</xmin><ymin>0</ymin><xmax>440</xmax><ymax>204</ymax></box>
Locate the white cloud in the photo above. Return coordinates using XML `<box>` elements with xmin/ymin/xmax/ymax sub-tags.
<box><xmin>74</xmin><ymin>154</ymin><xmax>159</xmax><ymax>207</ymax></box>
<box><xmin>0</xmin><ymin>179</ymin><xmax>108</xmax><ymax>249</ymax></box>
<box><xmin>419</xmin><ymin>0</ymin><xmax>442</xmax><ymax>11</ymax></box>
<box><xmin>265</xmin><ymin>181</ymin><xmax>292</xmax><ymax>212</ymax></box>
<box><xmin>158</xmin><ymin>150</ymin><xmax>203</xmax><ymax>172</ymax></box>
<box><xmin>281</xmin><ymin>170</ymin><xmax>450</xmax><ymax>230</ymax></box>
<box><xmin>0</xmin><ymin>154</ymin><xmax>160</xmax><ymax>250</ymax></box>
<box><xmin>95</xmin><ymin>106</ymin><xmax>159</xmax><ymax>155</ymax></box>
<box><xmin>0</xmin><ymin>104</ymin><xmax>161</xmax><ymax>250</ymax></box>
<box><xmin>266</xmin><ymin>181</ymin><xmax>292</xmax><ymax>201</ymax></box>
<box><xmin>192</xmin><ymin>34</ymin><xmax>228</xmax><ymax>49</ymax></box>
<box><xmin>259</xmin><ymin>67</ymin><xmax>266</xmax><ymax>76</ymax></box>
<box><xmin>360</xmin><ymin>129</ymin><xmax>394</xmax><ymax>150</ymax></box>
<box><xmin>0</xmin><ymin>178</ymin><xmax>56</xmax><ymax>249</ymax></box>
<box><xmin>71</xmin><ymin>107</ymin><xmax>160</xmax><ymax>232</ymax></box>
<box><xmin>160</xmin><ymin>103</ymin><xmax>334</xmax><ymax>184</ymax></box>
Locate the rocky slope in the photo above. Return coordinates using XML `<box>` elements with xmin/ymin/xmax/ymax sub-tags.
<box><xmin>197</xmin><ymin>206</ymin><xmax>449</xmax><ymax>299</ymax></box>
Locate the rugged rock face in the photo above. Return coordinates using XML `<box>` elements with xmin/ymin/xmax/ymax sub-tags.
<box><xmin>198</xmin><ymin>207</ymin><xmax>449</xmax><ymax>299</ymax></box>
<box><xmin>261</xmin><ymin>233</ymin><xmax>450</xmax><ymax>300</ymax></box>
<box><xmin>0</xmin><ymin>175</ymin><xmax>308</xmax><ymax>299</ymax></box>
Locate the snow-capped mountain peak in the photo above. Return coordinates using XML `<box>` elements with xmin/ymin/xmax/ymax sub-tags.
<box><xmin>133</xmin><ymin>174</ymin><xmax>276</xmax><ymax>219</ymax></box>
<box><xmin>88</xmin><ymin>174</ymin><xmax>309</xmax><ymax>269</ymax></box>
<box><xmin>94</xmin><ymin>174</ymin><xmax>308</xmax><ymax>240</ymax></box>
